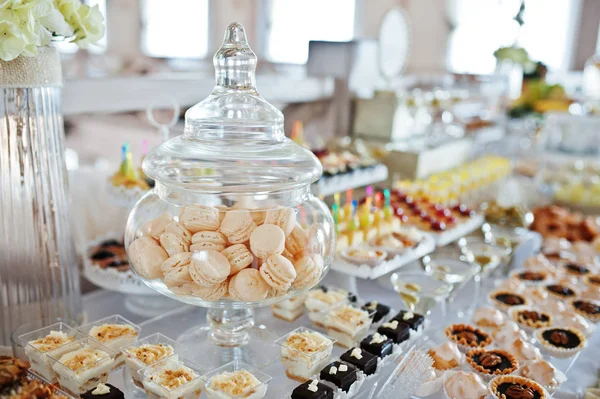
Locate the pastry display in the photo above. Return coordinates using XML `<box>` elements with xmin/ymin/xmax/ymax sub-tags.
<box><xmin>0</xmin><ymin>357</ymin><xmax>69</xmax><ymax>399</ymax></box>
<box><xmin>530</xmin><ymin>205</ymin><xmax>599</xmax><ymax>242</ymax></box>
<box><xmin>472</xmin><ymin>307</ymin><xmax>505</xmax><ymax>330</ymax></box>
<box><xmin>359</xmin><ymin>333</ymin><xmax>394</xmax><ymax>358</ymax></box>
<box><xmin>466</xmin><ymin>348</ymin><xmax>519</xmax><ymax>378</ymax></box>
<box><xmin>427</xmin><ymin>341</ymin><xmax>464</xmax><ymax>371</ymax></box>
<box><xmin>271</xmin><ymin>294</ymin><xmax>307</xmax><ymax>322</ymax></box>
<box><xmin>82</xmin><ymin>383</ymin><xmax>125</xmax><ymax>399</ymax></box>
<box><xmin>489</xmin><ymin>375</ymin><xmax>547</xmax><ymax>399</ymax></box>
<box><xmin>140</xmin><ymin>356</ymin><xmax>204</xmax><ymax>399</ymax></box>
<box><xmin>391</xmin><ymin>310</ymin><xmax>425</xmax><ymax>331</ymax></box>
<box><xmin>49</xmin><ymin>339</ymin><xmax>117</xmax><ymax>396</ymax></box>
<box><xmin>205</xmin><ymin>369</ymin><xmax>268</xmax><ymax>399</ymax></box>
<box><xmin>318</xmin><ymin>361</ymin><xmax>358</xmax><ymax>392</ymax></box>
<box><xmin>489</xmin><ymin>290</ymin><xmax>529</xmax><ymax>310</ymax></box>
<box><xmin>536</xmin><ymin>327</ymin><xmax>587</xmax><ymax>358</ymax></box>
<box><xmin>79</xmin><ymin>315</ymin><xmax>141</xmax><ymax>367</ymax></box>
<box><xmin>290</xmin><ymin>379</ymin><xmax>334</xmax><ymax>399</ymax></box>
<box><xmin>445</xmin><ymin>324</ymin><xmax>492</xmax><ymax>351</ymax></box>
<box><xmin>519</xmin><ymin>360</ymin><xmax>564</xmax><ymax>394</ymax></box>
<box><xmin>20</xmin><ymin>323</ymin><xmax>82</xmax><ymax>382</ymax></box>
<box><xmin>305</xmin><ymin>287</ymin><xmax>349</xmax><ymax>328</ymax></box>
<box><xmin>276</xmin><ymin>328</ymin><xmax>334</xmax><ymax>382</ymax></box>
<box><xmin>339</xmin><ymin>348</ymin><xmax>378</xmax><ymax>376</ymax></box>
<box><xmin>324</xmin><ymin>304</ymin><xmax>372</xmax><ymax>348</ymax></box>
<box><xmin>442</xmin><ymin>370</ymin><xmax>488</xmax><ymax>399</ymax></box>
<box><xmin>510</xmin><ymin>307</ymin><xmax>552</xmax><ymax>330</ymax></box>
<box><xmin>376</xmin><ymin>319</ymin><xmax>410</xmax><ymax>344</ymax></box>
<box><xmin>361</xmin><ymin>301</ymin><xmax>390</xmax><ymax>323</ymax></box>
<box><xmin>571</xmin><ymin>299</ymin><xmax>600</xmax><ymax>322</ymax></box>
<box><xmin>121</xmin><ymin>333</ymin><xmax>177</xmax><ymax>386</ymax></box>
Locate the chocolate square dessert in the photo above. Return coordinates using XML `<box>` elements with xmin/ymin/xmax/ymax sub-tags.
<box><xmin>340</xmin><ymin>348</ymin><xmax>377</xmax><ymax>376</ymax></box>
<box><xmin>319</xmin><ymin>361</ymin><xmax>357</xmax><ymax>392</ymax></box>
<box><xmin>360</xmin><ymin>333</ymin><xmax>393</xmax><ymax>358</ymax></box>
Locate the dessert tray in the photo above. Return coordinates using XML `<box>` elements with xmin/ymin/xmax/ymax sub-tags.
<box><xmin>429</xmin><ymin>213</ymin><xmax>484</xmax><ymax>247</ymax></box>
<box><xmin>332</xmin><ymin>232</ymin><xmax>436</xmax><ymax>279</ymax></box>
<box><xmin>312</xmin><ymin>164</ymin><xmax>389</xmax><ymax>197</ymax></box>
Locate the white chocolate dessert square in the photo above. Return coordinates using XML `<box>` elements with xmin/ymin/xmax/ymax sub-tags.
<box><xmin>23</xmin><ymin>330</ymin><xmax>80</xmax><ymax>382</ymax></box>
<box><xmin>325</xmin><ymin>305</ymin><xmax>372</xmax><ymax>348</ymax></box>
<box><xmin>50</xmin><ymin>343</ymin><xmax>115</xmax><ymax>396</ymax></box>
<box><xmin>205</xmin><ymin>370</ymin><xmax>267</xmax><ymax>399</ymax></box>
<box><xmin>276</xmin><ymin>329</ymin><xmax>333</xmax><ymax>381</ymax></box>
<box><xmin>142</xmin><ymin>357</ymin><xmax>204</xmax><ymax>399</ymax></box>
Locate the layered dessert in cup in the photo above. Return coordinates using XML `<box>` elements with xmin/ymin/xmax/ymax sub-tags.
<box><xmin>271</xmin><ymin>294</ymin><xmax>307</xmax><ymax>322</ymax></box>
<box><xmin>203</xmin><ymin>360</ymin><xmax>271</xmax><ymax>399</ymax></box>
<box><xmin>275</xmin><ymin>327</ymin><xmax>334</xmax><ymax>382</ymax></box>
<box><xmin>78</xmin><ymin>315</ymin><xmax>141</xmax><ymax>368</ymax></box>
<box><xmin>324</xmin><ymin>304</ymin><xmax>373</xmax><ymax>348</ymax></box>
<box><xmin>140</xmin><ymin>355</ymin><xmax>205</xmax><ymax>399</ymax></box>
<box><xmin>121</xmin><ymin>333</ymin><xmax>178</xmax><ymax>387</ymax></box>
<box><xmin>48</xmin><ymin>338</ymin><xmax>117</xmax><ymax>397</ymax></box>
<box><xmin>305</xmin><ymin>287</ymin><xmax>349</xmax><ymax>328</ymax></box>
<box><xmin>19</xmin><ymin>322</ymin><xmax>83</xmax><ymax>382</ymax></box>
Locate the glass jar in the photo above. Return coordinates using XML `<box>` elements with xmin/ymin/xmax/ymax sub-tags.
<box><xmin>124</xmin><ymin>23</ymin><xmax>334</xmax><ymax>367</ymax></box>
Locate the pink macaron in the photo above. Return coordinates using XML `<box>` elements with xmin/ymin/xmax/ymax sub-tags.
<box><xmin>250</xmin><ymin>224</ymin><xmax>285</xmax><ymax>259</ymax></box>
<box><xmin>128</xmin><ymin>236</ymin><xmax>169</xmax><ymax>279</ymax></box>
<box><xmin>265</xmin><ymin>207</ymin><xmax>296</xmax><ymax>236</ymax></box>
<box><xmin>228</xmin><ymin>268</ymin><xmax>270</xmax><ymax>302</ymax></box>
<box><xmin>260</xmin><ymin>253</ymin><xmax>297</xmax><ymax>291</ymax></box>
<box><xmin>222</xmin><ymin>244</ymin><xmax>254</xmax><ymax>275</ymax></box>
<box><xmin>189</xmin><ymin>249</ymin><xmax>231</xmax><ymax>286</ymax></box>
<box><xmin>220</xmin><ymin>210</ymin><xmax>257</xmax><ymax>244</ymax></box>
<box><xmin>180</xmin><ymin>205</ymin><xmax>221</xmax><ymax>233</ymax></box>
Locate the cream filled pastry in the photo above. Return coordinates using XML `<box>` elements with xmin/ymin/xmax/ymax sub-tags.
<box><xmin>325</xmin><ymin>305</ymin><xmax>372</xmax><ymax>348</ymax></box>
<box><xmin>206</xmin><ymin>370</ymin><xmax>266</xmax><ymax>399</ymax></box>
<box><xmin>279</xmin><ymin>330</ymin><xmax>333</xmax><ymax>382</ymax></box>
<box><xmin>24</xmin><ymin>330</ymin><xmax>79</xmax><ymax>382</ymax></box>
<box><xmin>143</xmin><ymin>358</ymin><xmax>203</xmax><ymax>399</ymax></box>
<box><xmin>89</xmin><ymin>324</ymin><xmax>139</xmax><ymax>351</ymax></box>
<box><xmin>123</xmin><ymin>344</ymin><xmax>175</xmax><ymax>383</ymax></box>
<box><xmin>443</xmin><ymin>371</ymin><xmax>487</xmax><ymax>399</ymax></box>
<box><xmin>51</xmin><ymin>345</ymin><xmax>115</xmax><ymax>396</ymax></box>
<box><xmin>305</xmin><ymin>288</ymin><xmax>347</xmax><ymax>328</ymax></box>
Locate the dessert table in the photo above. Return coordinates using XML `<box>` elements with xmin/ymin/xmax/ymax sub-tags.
<box><xmin>86</xmin><ymin>273</ymin><xmax>599</xmax><ymax>398</ymax></box>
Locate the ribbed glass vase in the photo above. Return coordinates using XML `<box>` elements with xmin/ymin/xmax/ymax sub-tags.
<box><xmin>0</xmin><ymin>48</ymin><xmax>82</xmax><ymax>346</ymax></box>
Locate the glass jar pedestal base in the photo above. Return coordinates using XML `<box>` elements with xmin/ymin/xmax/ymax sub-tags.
<box><xmin>176</xmin><ymin>308</ymin><xmax>279</xmax><ymax>369</ymax></box>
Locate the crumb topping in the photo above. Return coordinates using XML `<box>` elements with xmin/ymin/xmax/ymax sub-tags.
<box><xmin>285</xmin><ymin>331</ymin><xmax>331</xmax><ymax>353</ymax></box>
<box><xmin>151</xmin><ymin>365</ymin><xmax>197</xmax><ymax>390</ymax></box>
<box><xmin>89</xmin><ymin>324</ymin><xmax>137</xmax><ymax>342</ymax></box>
<box><xmin>59</xmin><ymin>347</ymin><xmax>109</xmax><ymax>372</ymax></box>
<box><xmin>209</xmin><ymin>370</ymin><xmax>260</xmax><ymax>396</ymax></box>
<box><xmin>126</xmin><ymin>344</ymin><xmax>174</xmax><ymax>365</ymax></box>
<box><xmin>29</xmin><ymin>331</ymin><xmax>75</xmax><ymax>352</ymax></box>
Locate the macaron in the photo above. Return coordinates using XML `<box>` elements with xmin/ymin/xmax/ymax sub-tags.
<box><xmin>285</xmin><ymin>224</ymin><xmax>308</xmax><ymax>257</ymax></box>
<box><xmin>251</xmin><ymin>210</ymin><xmax>266</xmax><ymax>225</ymax></box>
<box><xmin>189</xmin><ymin>280</ymin><xmax>228</xmax><ymax>301</ymax></box>
<box><xmin>180</xmin><ymin>205</ymin><xmax>220</xmax><ymax>233</ymax></box>
<box><xmin>160</xmin><ymin>232</ymin><xmax>190</xmax><ymax>256</ymax></box>
<box><xmin>264</xmin><ymin>207</ymin><xmax>296</xmax><ymax>236</ymax></box>
<box><xmin>216</xmin><ymin>205</ymin><xmax>229</xmax><ymax>223</ymax></box>
<box><xmin>161</xmin><ymin>252</ymin><xmax>192</xmax><ymax>275</ymax></box>
<box><xmin>260</xmin><ymin>254</ymin><xmax>297</xmax><ymax>291</ymax></box>
<box><xmin>293</xmin><ymin>255</ymin><xmax>323</xmax><ymax>289</ymax></box>
<box><xmin>128</xmin><ymin>236</ymin><xmax>168</xmax><ymax>279</ymax></box>
<box><xmin>164</xmin><ymin>222</ymin><xmax>192</xmax><ymax>245</ymax></box>
<box><xmin>220</xmin><ymin>210</ymin><xmax>257</xmax><ymax>244</ymax></box>
<box><xmin>191</xmin><ymin>231</ymin><xmax>227</xmax><ymax>252</ymax></box>
<box><xmin>222</xmin><ymin>244</ymin><xmax>254</xmax><ymax>275</ymax></box>
<box><xmin>141</xmin><ymin>212</ymin><xmax>173</xmax><ymax>240</ymax></box>
<box><xmin>250</xmin><ymin>224</ymin><xmax>285</xmax><ymax>259</ymax></box>
<box><xmin>189</xmin><ymin>249</ymin><xmax>231</xmax><ymax>286</ymax></box>
<box><xmin>228</xmin><ymin>268</ymin><xmax>270</xmax><ymax>302</ymax></box>
<box><xmin>162</xmin><ymin>254</ymin><xmax>195</xmax><ymax>293</ymax></box>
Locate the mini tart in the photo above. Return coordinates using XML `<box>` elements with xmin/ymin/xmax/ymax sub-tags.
<box><xmin>585</xmin><ymin>274</ymin><xmax>600</xmax><ymax>290</ymax></box>
<box><xmin>490</xmin><ymin>375</ymin><xmax>547</xmax><ymax>399</ymax></box>
<box><xmin>571</xmin><ymin>299</ymin><xmax>600</xmax><ymax>322</ymax></box>
<box><xmin>535</xmin><ymin>327</ymin><xmax>587</xmax><ymax>358</ymax></box>
<box><xmin>466</xmin><ymin>348</ymin><xmax>518</xmax><ymax>378</ymax></box>
<box><xmin>445</xmin><ymin>324</ymin><xmax>491</xmax><ymax>351</ymax></box>
<box><xmin>510</xmin><ymin>307</ymin><xmax>552</xmax><ymax>330</ymax></box>
<box><xmin>514</xmin><ymin>270</ymin><xmax>549</xmax><ymax>285</ymax></box>
<box><xmin>563</xmin><ymin>262</ymin><xmax>591</xmax><ymax>277</ymax></box>
<box><xmin>489</xmin><ymin>290</ymin><xmax>529</xmax><ymax>310</ymax></box>
<box><xmin>544</xmin><ymin>283</ymin><xmax>580</xmax><ymax>301</ymax></box>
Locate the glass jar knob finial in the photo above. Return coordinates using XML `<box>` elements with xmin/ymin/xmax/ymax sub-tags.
<box><xmin>214</xmin><ymin>22</ymin><xmax>257</xmax><ymax>91</ymax></box>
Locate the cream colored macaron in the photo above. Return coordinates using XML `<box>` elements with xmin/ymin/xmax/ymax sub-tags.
<box><xmin>189</xmin><ymin>249</ymin><xmax>231</xmax><ymax>286</ymax></box>
<box><xmin>260</xmin><ymin>254</ymin><xmax>297</xmax><ymax>291</ymax></box>
<box><xmin>293</xmin><ymin>255</ymin><xmax>323</xmax><ymax>289</ymax></box>
<box><xmin>189</xmin><ymin>280</ymin><xmax>228</xmax><ymax>301</ymax></box>
<box><xmin>265</xmin><ymin>207</ymin><xmax>296</xmax><ymax>236</ymax></box>
<box><xmin>141</xmin><ymin>212</ymin><xmax>173</xmax><ymax>240</ymax></box>
<box><xmin>285</xmin><ymin>224</ymin><xmax>308</xmax><ymax>257</ymax></box>
<box><xmin>222</xmin><ymin>244</ymin><xmax>254</xmax><ymax>275</ymax></box>
<box><xmin>180</xmin><ymin>205</ymin><xmax>220</xmax><ymax>233</ymax></box>
<box><xmin>159</xmin><ymin>232</ymin><xmax>190</xmax><ymax>256</ymax></box>
<box><xmin>191</xmin><ymin>231</ymin><xmax>227</xmax><ymax>252</ymax></box>
<box><xmin>162</xmin><ymin>252</ymin><xmax>193</xmax><ymax>289</ymax></box>
<box><xmin>128</xmin><ymin>236</ymin><xmax>168</xmax><ymax>279</ymax></box>
<box><xmin>220</xmin><ymin>210</ymin><xmax>257</xmax><ymax>244</ymax></box>
<box><xmin>164</xmin><ymin>221</ymin><xmax>192</xmax><ymax>244</ymax></box>
<box><xmin>250</xmin><ymin>224</ymin><xmax>285</xmax><ymax>259</ymax></box>
<box><xmin>228</xmin><ymin>269</ymin><xmax>270</xmax><ymax>302</ymax></box>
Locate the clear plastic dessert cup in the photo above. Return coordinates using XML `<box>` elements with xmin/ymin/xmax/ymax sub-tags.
<box><xmin>19</xmin><ymin>322</ymin><xmax>84</xmax><ymax>382</ymax></box>
<box><xmin>139</xmin><ymin>355</ymin><xmax>206</xmax><ymax>399</ymax></box>
<box><xmin>275</xmin><ymin>327</ymin><xmax>335</xmax><ymax>382</ymax></box>
<box><xmin>203</xmin><ymin>360</ymin><xmax>272</xmax><ymax>399</ymax></box>
<box><xmin>121</xmin><ymin>333</ymin><xmax>180</xmax><ymax>387</ymax></box>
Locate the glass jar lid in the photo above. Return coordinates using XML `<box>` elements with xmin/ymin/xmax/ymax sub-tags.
<box><xmin>143</xmin><ymin>23</ymin><xmax>322</xmax><ymax>195</ymax></box>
